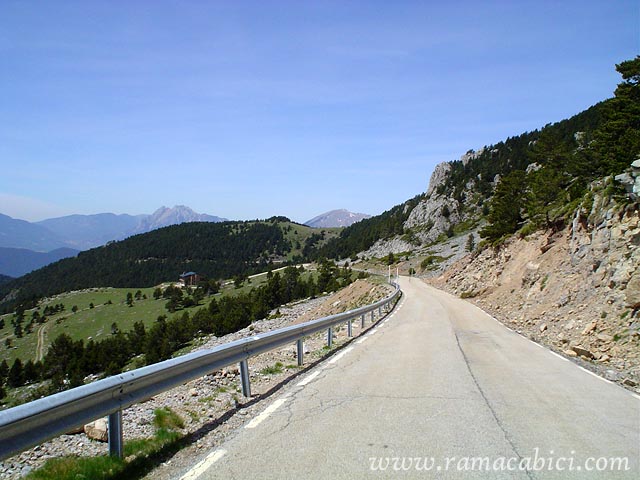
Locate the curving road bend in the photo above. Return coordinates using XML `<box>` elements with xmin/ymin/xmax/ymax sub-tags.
<box><xmin>180</xmin><ymin>277</ymin><xmax>640</xmax><ymax>479</ymax></box>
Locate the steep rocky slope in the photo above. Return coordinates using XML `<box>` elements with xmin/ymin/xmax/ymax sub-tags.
<box><xmin>429</xmin><ymin>188</ymin><xmax>640</xmax><ymax>390</ymax></box>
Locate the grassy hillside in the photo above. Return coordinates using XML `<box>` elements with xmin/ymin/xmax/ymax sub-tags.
<box><xmin>0</xmin><ymin>219</ymin><xmax>337</xmax><ymax>314</ymax></box>
<box><xmin>1</xmin><ymin>287</ymin><xmax>164</xmax><ymax>365</ymax></box>
<box><xmin>0</xmin><ymin>266</ymin><xmax>319</xmax><ymax>366</ymax></box>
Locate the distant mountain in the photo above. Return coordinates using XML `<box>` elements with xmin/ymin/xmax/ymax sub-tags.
<box><xmin>37</xmin><ymin>213</ymin><xmax>143</xmax><ymax>250</ymax></box>
<box><xmin>0</xmin><ymin>274</ymin><xmax>12</xmax><ymax>285</ymax></box>
<box><xmin>0</xmin><ymin>213</ymin><xmax>67</xmax><ymax>251</ymax></box>
<box><xmin>304</xmin><ymin>209</ymin><xmax>371</xmax><ymax>228</ymax></box>
<box><xmin>0</xmin><ymin>206</ymin><xmax>227</xmax><ymax>252</ymax></box>
<box><xmin>135</xmin><ymin>205</ymin><xmax>226</xmax><ymax>233</ymax></box>
<box><xmin>0</xmin><ymin>247</ymin><xmax>79</xmax><ymax>277</ymax></box>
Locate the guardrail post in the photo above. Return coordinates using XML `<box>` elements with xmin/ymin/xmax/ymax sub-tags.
<box><xmin>378</xmin><ymin>306</ymin><xmax>382</xmax><ymax>317</ymax></box>
<box><xmin>297</xmin><ymin>339</ymin><xmax>304</xmax><ymax>366</ymax></box>
<box><xmin>108</xmin><ymin>410</ymin><xmax>123</xmax><ymax>458</ymax></box>
<box><xmin>370</xmin><ymin>311</ymin><xmax>375</xmax><ymax>322</ymax></box>
<box><xmin>327</xmin><ymin>327</ymin><xmax>333</xmax><ymax>347</ymax></box>
<box><xmin>347</xmin><ymin>319</ymin><xmax>353</xmax><ymax>337</ymax></box>
<box><xmin>361</xmin><ymin>314</ymin><xmax>365</xmax><ymax>328</ymax></box>
<box><xmin>239</xmin><ymin>359</ymin><xmax>251</xmax><ymax>398</ymax></box>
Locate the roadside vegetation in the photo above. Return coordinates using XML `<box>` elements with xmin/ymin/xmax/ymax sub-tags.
<box><xmin>24</xmin><ymin>408</ymin><xmax>186</xmax><ymax>480</ymax></box>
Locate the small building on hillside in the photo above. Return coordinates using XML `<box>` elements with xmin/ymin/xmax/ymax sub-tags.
<box><xmin>179</xmin><ymin>271</ymin><xmax>200</xmax><ymax>287</ymax></box>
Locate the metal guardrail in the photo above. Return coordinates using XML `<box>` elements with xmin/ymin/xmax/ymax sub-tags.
<box><xmin>0</xmin><ymin>282</ymin><xmax>401</xmax><ymax>461</ymax></box>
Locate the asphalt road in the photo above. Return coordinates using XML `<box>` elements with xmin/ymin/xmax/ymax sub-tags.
<box><xmin>181</xmin><ymin>277</ymin><xmax>640</xmax><ymax>479</ymax></box>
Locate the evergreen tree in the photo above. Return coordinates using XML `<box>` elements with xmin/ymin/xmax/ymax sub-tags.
<box><xmin>0</xmin><ymin>359</ymin><xmax>9</xmax><ymax>382</ymax></box>
<box><xmin>591</xmin><ymin>56</ymin><xmax>640</xmax><ymax>174</ymax></box>
<box><xmin>22</xmin><ymin>360</ymin><xmax>39</xmax><ymax>384</ymax></box>
<box><xmin>480</xmin><ymin>170</ymin><xmax>528</xmax><ymax>242</ymax></box>
<box><xmin>7</xmin><ymin>358</ymin><xmax>23</xmax><ymax>388</ymax></box>
<box><xmin>465</xmin><ymin>234</ymin><xmax>475</xmax><ymax>252</ymax></box>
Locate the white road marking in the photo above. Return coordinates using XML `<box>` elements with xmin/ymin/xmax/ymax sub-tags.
<box><xmin>328</xmin><ymin>347</ymin><xmax>354</xmax><ymax>365</ymax></box>
<box><xmin>578</xmin><ymin>366</ymin><xmax>612</xmax><ymax>384</ymax></box>
<box><xmin>297</xmin><ymin>370</ymin><xmax>321</xmax><ymax>387</ymax></box>
<box><xmin>356</xmin><ymin>336</ymin><xmax>368</xmax><ymax>344</ymax></box>
<box><xmin>549</xmin><ymin>351</ymin><xmax>570</xmax><ymax>362</ymax></box>
<box><xmin>245</xmin><ymin>398</ymin><xmax>288</xmax><ymax>429</ymax></box>
<box><xmin>179</xmin><ymin>449</ymin><xmax>227</xmax><ymax>480</ymax></box>
<box><xmin>632</xmin><ymin>394</ymin><xmax>640</xmax><ymax>401</ymax></box>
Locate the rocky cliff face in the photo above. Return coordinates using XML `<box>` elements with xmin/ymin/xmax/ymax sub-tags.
<box><xmin>429</xmin><ymin>187</ymin><xmax>640</xmax><ymax>390</ymax></box>
<box><xmin>404</xmin><ymin>162</ymin><xmax>462</xmax><ymax>244</ymax></box>
<box><xmin>360</xmin><ymin>151</ymin><xmax>482</xmax><ymax>259</ymax></box>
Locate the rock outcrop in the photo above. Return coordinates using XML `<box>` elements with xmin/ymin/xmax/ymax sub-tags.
<box><xmin>614</xmin><ymin>158</ymin><xmax>640</xmax><ymax>200</ymax></box>
<box><xmin>404</xmin><ymin>161</ymin><xmax>461</xmax><ymax>245</ymax></box>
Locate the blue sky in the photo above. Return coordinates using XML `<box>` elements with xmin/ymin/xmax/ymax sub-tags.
<box><xmin>0</xmin><ymin>1</ymin><xmax>638</xmax><ymax>223</ymax></box>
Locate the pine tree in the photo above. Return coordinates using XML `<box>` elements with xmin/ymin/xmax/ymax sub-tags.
<box><xmin>466</xmin><ymin>234</ymin><xmax>476</xmax><ymax>252</ymax></box>
<box><xmin>480</xmin><ymin>170</ymin><xmax>527</xmax><ymax>242</ymax></box>
<box><xmin>591</xmin><ymin>56</ymin><xmax>640</xmax><ymax>174</ymax></box>
<box><xmin>7</xmin><ymin>358</ymin><xmax>23</xmax><ymax>388</ymax></box>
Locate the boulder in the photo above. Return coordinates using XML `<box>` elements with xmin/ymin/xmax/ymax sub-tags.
<box><xmin>625</xmin><ymin>273</ymin><xmax>640</xmax><ymax>308</ymax></box>
<box><xmin>581</xmin><ymin>321</ymin><xmax>597</xmax><ymax>335</ymax></box>
<box><xmin>84</xmin><ymin>419</ymin><xmax>108</xmax><ymax>442</ymax></box>
<box><xmin>571</xmin><ymin>345</ymin><xmax>595</xmax><ymax>359</ymax></box>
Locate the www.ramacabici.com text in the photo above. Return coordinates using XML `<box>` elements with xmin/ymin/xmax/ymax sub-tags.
<box><xmin>369</xmin><ymin>449</ymin><xmax>630</xmax><ymax>473</ymax></box>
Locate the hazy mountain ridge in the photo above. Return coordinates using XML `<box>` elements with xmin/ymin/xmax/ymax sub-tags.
<box><xmin>0</xmin><ymin>206</ymin><xmax>227</xmax><ymax>276</ymax></box>
<box><xmin>0</xmin><ymin>214</ymin><xmax>68</xmax><ymax>252</ymax></box>
<box><xmin>0</xmin><ymin>247</ymin><xmax>79</xmax><ymax>278</ymax></box>
<box><xmin>304</xmin><ymin>209</ymin><xmax>371</xmax><ymax>228</ymax></box>
<box><xmin>36</xmin><ymin>213</ymin><xmax>143</xmax><ymax>250</ymax></box>
<box><xmin>1</xmin><ymin>206</ymin><xmax>227</xmax><ymax>252</ymax></box>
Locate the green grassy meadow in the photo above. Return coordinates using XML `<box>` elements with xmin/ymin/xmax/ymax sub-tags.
<box><xmin>0</xmin><ymin>265</ymin><xmax>320</xmax><ymax>366</ymax></box>
<box><xmin>0</xmin><ymin>287</ymin><xmax>201</xmax><ymax>365</ymax></box>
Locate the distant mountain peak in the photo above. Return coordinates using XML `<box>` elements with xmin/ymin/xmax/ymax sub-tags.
<box><xmin>138</xmin><ymin>205</ymin><xmax>226</xmax><ymax>232</ymax></box>
<box><xmin>1</xmin><ymin>206</ymin><xmax>227</xmax><ymax>254</ymax></box>
<box><xmin>304</xmin><ymin>209</ymin><xmax>371</xmax><ymax>228</ymax></box>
